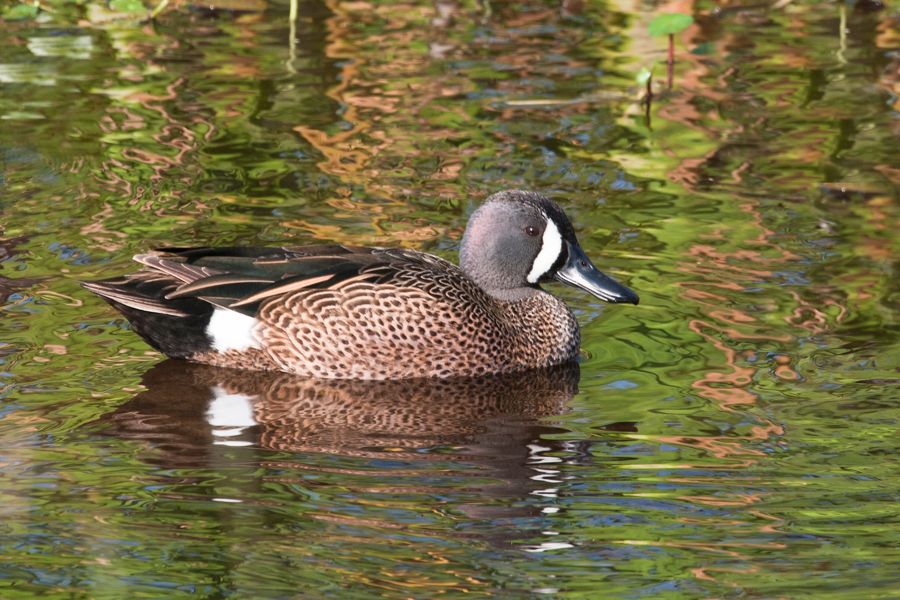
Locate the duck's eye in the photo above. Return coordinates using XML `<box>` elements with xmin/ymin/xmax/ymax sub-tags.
<box><xmin>525</xmin><ymin>225</ymin><xmax>540</xmax><ymax>237</ymax></box>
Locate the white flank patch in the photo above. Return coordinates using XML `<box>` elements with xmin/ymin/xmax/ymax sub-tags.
<box><xmin>526</xmin><ymin>215</ymin><xmax>563</xmax><ymax>283</ymax></box>
<box><xmin>206</xmin><ymin>308</ymin><xmax>261</xmax><ymax>352</ymax></box>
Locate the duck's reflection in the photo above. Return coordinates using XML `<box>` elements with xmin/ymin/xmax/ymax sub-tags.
<box><xmin>105</xmin><ymin>360</ymin><xmax>578</xmax><ymax>468</ymax></box>
<box><xmin>105</xmin><ymin>361</ymin><xmax>580</xmax><ymax>534</ymax></box>
<box><xmin>102</xmin><ymin>361</ymin><xmax>587</xmax><ymax>549</ymax></box>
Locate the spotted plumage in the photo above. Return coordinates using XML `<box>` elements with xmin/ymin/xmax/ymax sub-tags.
<box><xmin>83</xmin><ymin>190</ymin><xmax>638</xmax><ymax>380</ymax></box>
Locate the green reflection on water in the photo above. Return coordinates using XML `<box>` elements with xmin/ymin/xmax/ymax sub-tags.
<box><xmin>1</xmin><ymin>1</ymin><xmax>898</xmax><ymax>598</ymax></box>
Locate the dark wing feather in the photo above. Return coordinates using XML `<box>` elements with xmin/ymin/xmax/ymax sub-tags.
<box><xmin>164</xmin><ymin>274</ymin><xmax>276</xmax><ymax>299</ymax></box>
<box><xmin>82</xmin><ymin>275</ymin><xmax>190</xmax><ymax>317</ymax></box>
<box><xmin>85</xmin><ymin>245</ymin><xmax>456</xmax><ymax>319</ymax></box>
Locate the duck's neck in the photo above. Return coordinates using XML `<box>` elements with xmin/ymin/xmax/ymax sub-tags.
<box><xmin>481</xmin><ymin>285</ymin><xmax>543</xmax><ymax>302</ymax></box>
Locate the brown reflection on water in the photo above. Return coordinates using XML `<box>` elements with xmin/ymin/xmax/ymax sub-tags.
<box><xmin>634</xmin><ymin>10</ymin><xmax>861</xmax><ymax>409</ymax></box>
<box><xmin>656</xmin><ymin>210</ymin><xmax>795</xmax><ymax>470</ymax></box>
<box><xmin>675</xmin><ymin>195</ymin><xmax>857</xmax><ymax>395</ymax></box>
<box><xmin>620</xmin><ymin>9</ymin><xmax>891</xmax><ymax>586</ymax></box>
<box><xmin>292</xmin><ymin>3</ymin><xmax>369</xmax><ymax>183</ymax></box>
<box><xmin>292</xmin><ymin>0</ymin><xmax>631</xmax><ymax>207</ymax></box>
<box><xmin>104</xmin><ymin>358</ymin><xmax>576</xmax><ymax>458</ymax></box>
<box><xmin>95</xmin><ymin>77</ymin><xmax>210</xmax><ymax>203</ymax></box>
<box><xmin>291</xmin><ymin>0</ymin><xmax>468</xmax><ymax>204</ymax></box>
<box><xmin>284</xmin><ymin>0</ymin><xmax>479</xmax><ymax>245</ymax></box>
<box><xmin>78</xmin><ymin>204</ymin><xmax>129</xmax><ymax>252</ymax></box>
<box><xmin>100</xmin><ymin>360</ymin><xmax>579</xmax><ymax>545</ymax></box>
<box><xmin>0</xmin><ymin>236</ymin><xmax>42</xmax><ymax>304</ymax></box>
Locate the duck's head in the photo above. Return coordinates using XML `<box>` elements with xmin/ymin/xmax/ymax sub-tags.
<box><xmin>459</xmin><ymin>190</ymin><xmax>639</xmax><ymax>304</ymax></box>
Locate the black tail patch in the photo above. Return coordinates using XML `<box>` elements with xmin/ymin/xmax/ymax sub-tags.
<box><xmin>83</xmin><ymin>273</ymin><xmax>214</xmax><ymax>358</ymax></box>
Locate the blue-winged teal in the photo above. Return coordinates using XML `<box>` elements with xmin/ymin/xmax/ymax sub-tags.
<box><xmin>83</xmin><ymin>190</ymin><xmax>638</xmax><ymax>379</ymax></box>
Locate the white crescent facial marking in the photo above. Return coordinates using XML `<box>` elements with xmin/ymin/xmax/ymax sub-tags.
<box><xmin>526</xmin><ymin>215</ymin><xmax>563</xmax><ymax>284</ymax></box>
<box><xmin>206</xmin><ymin>308</ymin><xmax>261</xmax><ymax>352</ymax></box>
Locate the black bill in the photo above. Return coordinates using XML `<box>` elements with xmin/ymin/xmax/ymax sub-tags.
<box><xmin>554</xmin><ymin>241</ymin><xmax>639</xmax><ymax>305</ymax></box>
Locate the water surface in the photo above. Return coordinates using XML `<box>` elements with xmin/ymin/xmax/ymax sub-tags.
<box><xmin>1</xmin><ymin>1</ymin><xmax>898</xmax><ymax>597</ymax></box>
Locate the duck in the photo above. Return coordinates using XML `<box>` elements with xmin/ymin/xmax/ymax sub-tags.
<box><xmin>83</xmin><ymin>190</ymin><xmax>638</xmax><ymax>380</ymax></box>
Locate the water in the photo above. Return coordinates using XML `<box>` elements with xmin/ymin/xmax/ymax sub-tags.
<box><xmin>1</xmin><ymin>1</ymin><xmax>898</xmax><ymax>597</ymax></box>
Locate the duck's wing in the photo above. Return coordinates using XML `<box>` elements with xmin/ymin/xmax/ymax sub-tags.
<box><xmin>83</xmin><ymin>245</ymin><xmax>456</xmax><ymax>318</ymax></box>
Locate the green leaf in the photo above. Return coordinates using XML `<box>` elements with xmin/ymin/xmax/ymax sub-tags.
<box><xmin>109</xmin><ymin>0</ymin><xmax>146</xmax><ymax>13</ymax></box>
<box><xmin>636</xmin><ymin>67</ymin><xmax>653</xmax><ymax>85</ymax></box>
<box><xmin>648</xmin><ymin>13</ymin><xmax>694</xmax><ymax>37</ymax></box>
<box><xmin>690</xmin><ymin>41</ymin><xmax>714</xmax><ymax>55</ymax></box>
<box><xmin>3</xmin><ymin>3</ymin><xmax>39</xmax><ymax>19</ymax></box>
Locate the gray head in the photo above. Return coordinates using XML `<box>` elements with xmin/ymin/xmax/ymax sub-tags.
<box><xmin>459</xmin><ymin>190</ymin><xmax>639</xmax><ymax>304</ymax></box>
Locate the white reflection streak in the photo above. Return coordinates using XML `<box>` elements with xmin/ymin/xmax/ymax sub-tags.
<box><xmin>523</xmin><ymin>443</ymin><xmax>573</xmax><ymax>554</ymax></box>
<box><xmin>522</xmin><ymin>541</ymin><xmax>574</xmax><ymax>553</ymax></box>
<box><xmin>532</xmin><ymin>469</ymin><xmax>562</xmax><ymax>484</ymax></box>
<box><xmin>206</xmin><ymin>387</ymin><xmax>258</xmax><ymax>447</ymax></box>
<box><xmin>528</xmin><ymin>443</ymin><xmax>562</xmax><ymax>486</ymax></box>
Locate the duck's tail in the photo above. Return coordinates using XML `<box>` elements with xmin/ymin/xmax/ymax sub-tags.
<box><xmin>82</xmin><ymin>271</ymin><xmax>215</xmax><ymax>358</ymax></box>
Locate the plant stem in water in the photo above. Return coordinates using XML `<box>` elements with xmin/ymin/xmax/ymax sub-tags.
<box><xmin>667</xmin><ymin>33</ymin><xmax>674</xmax><ymax>89</ymax></box>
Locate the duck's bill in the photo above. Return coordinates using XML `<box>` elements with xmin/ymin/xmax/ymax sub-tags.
<box><xmin>554</xmin><ymin>242</ymin><xmax>639</xmax><ymax>305</ymax></box>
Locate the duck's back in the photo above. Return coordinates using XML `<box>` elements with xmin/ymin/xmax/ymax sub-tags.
<box><xmin>84</xmin><ymin>245</ymin><xmax>580</xmax><ymax>379</ymax></box>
